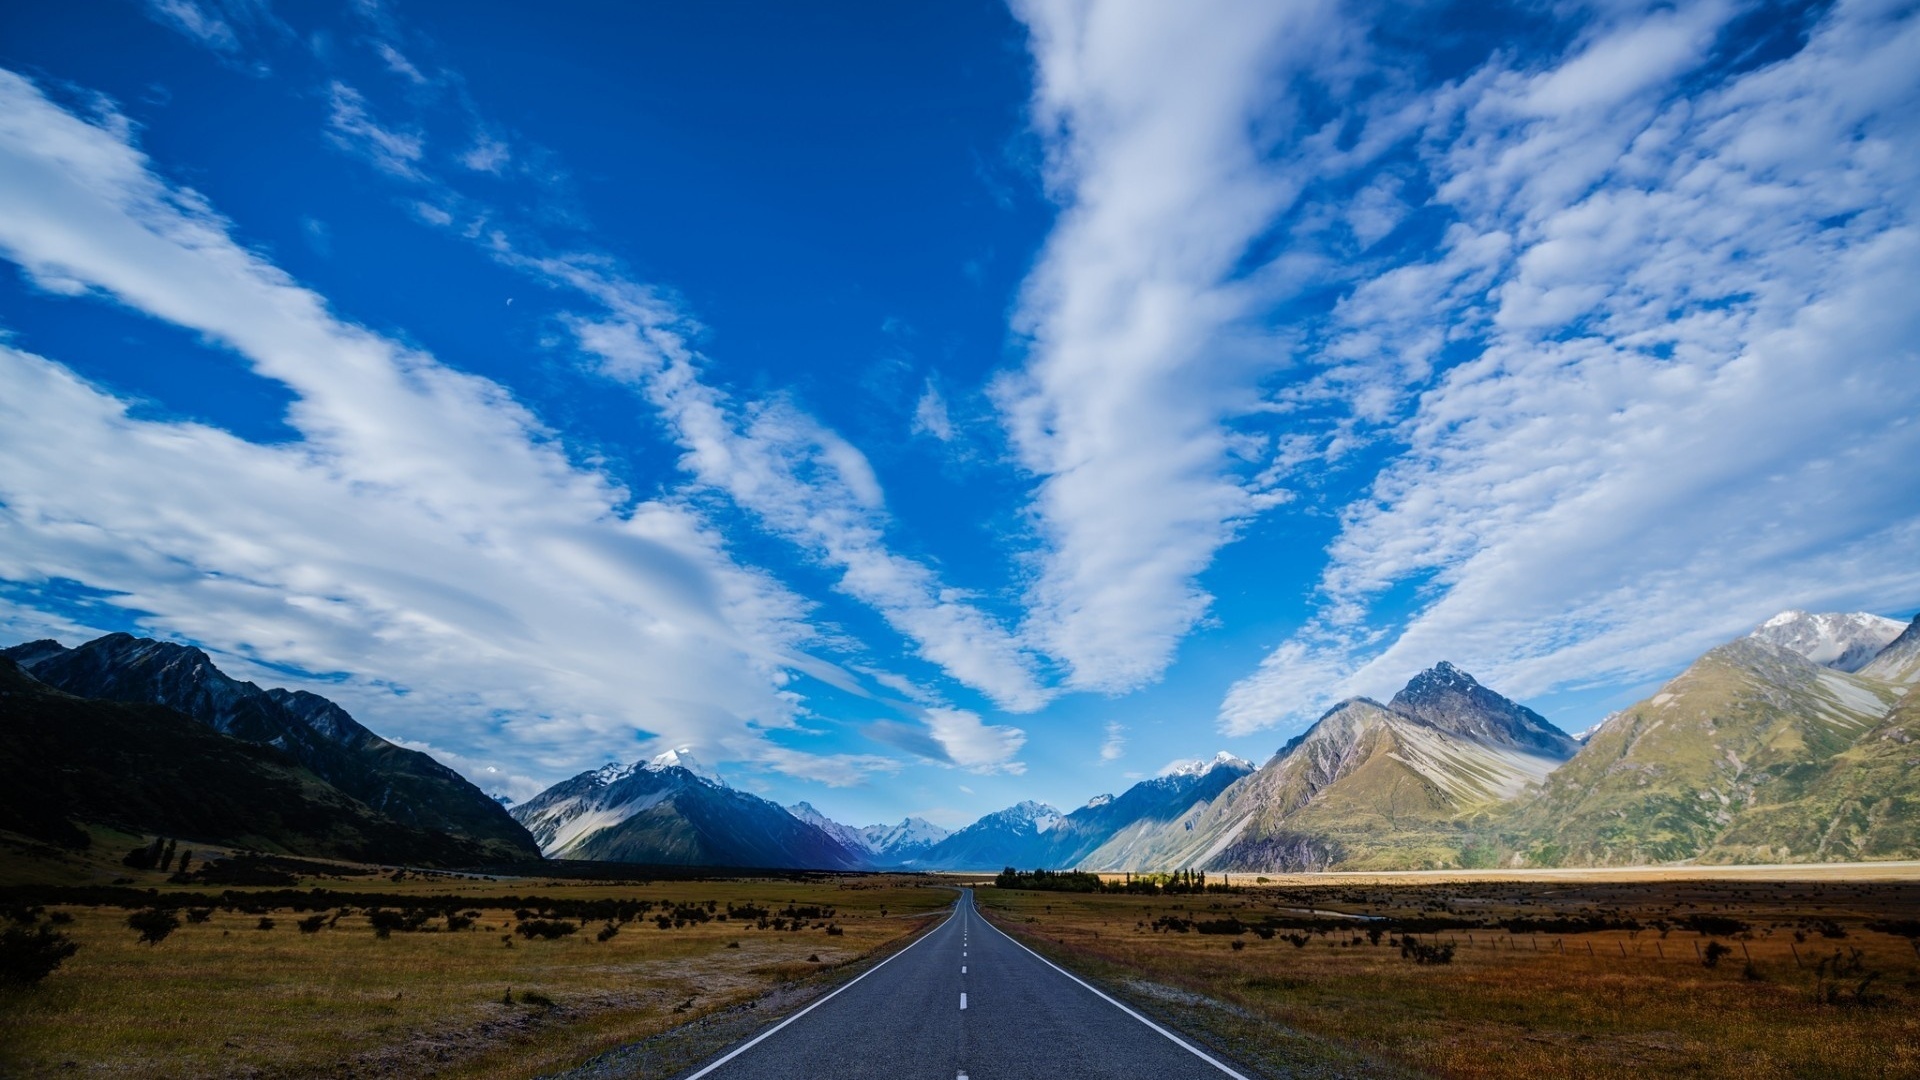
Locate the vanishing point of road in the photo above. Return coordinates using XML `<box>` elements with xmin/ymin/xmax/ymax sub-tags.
<box><xmin>676</xmin><ymin>887</ymin><xmax>1258</xmax><ymax>1080</ymax></box>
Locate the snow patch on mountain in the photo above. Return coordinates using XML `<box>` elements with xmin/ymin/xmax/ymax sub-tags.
<box><xmin>1751</xmin><ymin>611</ymin><xmax>1905</xmax><ymax>673</ymax></box>
<box><xmin>1156</xmin><ymin>751</ymin><xmax>1254</xmax><ymax>778</ymax></box>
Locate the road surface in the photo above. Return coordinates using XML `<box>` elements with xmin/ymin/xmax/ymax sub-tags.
<box><xmin>678</xmin><ymin>888</ymin><xmax>1256</xmax><ymax>1080</ymax></box>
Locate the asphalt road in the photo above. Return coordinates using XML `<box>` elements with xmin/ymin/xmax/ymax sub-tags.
<box><xmin>677</xmin><ymin>888</ymin><xmax>1255</xmax><ymax>1080</ymax></box>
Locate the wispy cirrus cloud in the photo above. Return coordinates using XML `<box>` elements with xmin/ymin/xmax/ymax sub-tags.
<box><xmin>1221</xmin><ymin>0</ymin><xmax>1920</xmax><ymax>732</ymax></box>
<box><xmin>570</xmin><ymin>315</ymin><xmax>1054</xmax><ymax>715</ymax></box>
<box><xmin>998</xmin><ymin>0</ymin><xmax>1358</xmax><ymax>695</ymax></box>
<box><xmin>0</xmin><ymin>67</ymin><xmax>892</xmax><ymax>786</ymax></box>
<box><xmin>298</xmin><ymin>30</ymin><xmax>1056</xmax><ymax>723</ymax></box>
<box><xmin>324</xmin><ymin>80</ymin><xmax>425</xmax><ymax>179</ymax></box>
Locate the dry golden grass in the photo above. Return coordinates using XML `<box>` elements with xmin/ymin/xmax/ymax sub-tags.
<box><xmin>978</xmin><ymin>876</ymin><xmax>1920</xmax><ymax>1079</ymax></box>
<box><xmin>0</xmin><ymin>867</ymin><xmax>951</xmax><ymax>1079</ymax></box>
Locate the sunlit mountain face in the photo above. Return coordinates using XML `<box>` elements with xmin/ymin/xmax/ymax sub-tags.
<box><xmin>0</xmin><ymin>0</ymin><xmax>1915</xmax><ymax>831</ymax></box>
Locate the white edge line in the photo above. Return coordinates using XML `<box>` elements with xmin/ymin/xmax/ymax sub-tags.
<box><xmin>682</xmin><ymin>899</ymin><xmax>957</xmax><ymax>1079</ymax></box>
<box><xmin>972</xmin><ymin>893</ymin><xmax>1253</xmax><ymax>1080</ymax></box>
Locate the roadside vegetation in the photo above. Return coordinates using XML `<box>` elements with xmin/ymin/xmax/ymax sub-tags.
<box><xmin>980</xmin><ymin>870</ymin><xmax>1920</xmax><ymax>1079</ymax></box>
<box><xmin>0</xmin><ymin>828</ymin><xmax>954</xmax><ymax>1078</ymax></box>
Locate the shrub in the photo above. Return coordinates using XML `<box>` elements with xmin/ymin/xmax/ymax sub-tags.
<box><xmin>296</xmin><ymin>914</ymin><xmax>327</xmax><ymax>934</ymax></box>
<box><xmin>127</xmin><ymin>908</ymin><xmax>181</xmax><ymax>946</ymax></box>
<box><xmin>516</xmin><ymin>919</ymin><xmax>579</xmax><ymax>940</ymax></box>
<box><xmin>0</xmin><ymin>923</ymin><xmax>79</xmax><ymax>985</ymax></box>
<box><xmin>1702</xmin><ymin>941</ymin><xmax>1732</xmax><ymax>968</ymax></box>
<box><xmin>256</xmin><ymin>917</ymin><xmax>276</xmax><ymax>931</ymax></box>
<box><xmin>596</xmin><ymin>922</ymin><xmax>619</xmax><ymax>942</ymax></box>
<box><xmin>1399</xmin><ymin>936</ymin><xmax>1455</xmax><ymax>964</ymax></box>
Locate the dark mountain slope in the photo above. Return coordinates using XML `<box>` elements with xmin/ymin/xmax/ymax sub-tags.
<box><xmin>4</xmin><ymin>635</ymin><xmax>537</xmax><ymax>861</ymax></box>
<box><xmin>0</xmin><ymin>659</ymin><xmax>502</xmax><ymax>865</ymax></box>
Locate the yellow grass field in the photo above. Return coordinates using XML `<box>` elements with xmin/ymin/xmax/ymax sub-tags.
<box><xmin>0</xmin><ymin>837</ymin><xmax>955</xmax><ymax>1079</ymax></box>
<box><xmin>976</xmin><ymin>866</ymin><xmax>1920</xmax><ymax>1080</ymax></box>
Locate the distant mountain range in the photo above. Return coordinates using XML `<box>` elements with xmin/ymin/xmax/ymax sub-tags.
<box><xmin>508</xmin><ymin>751</ymin><xmax>866</xmax><ymax>870</ymax></box>
<box><xmin>8</xmin><ymin>609</ymin><xmax>1914</xmax><ymax>874</ymax></box>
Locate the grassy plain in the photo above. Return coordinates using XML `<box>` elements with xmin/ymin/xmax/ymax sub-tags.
<box><xmin>978</xmin><ymin>865</ymin><xmax>1920</xmax><ymax>1080</ymax></box>
<box><xmin>0</xmin><ymin>833</ymin><xmax>955</xmax><ymax>1079</ymax></box>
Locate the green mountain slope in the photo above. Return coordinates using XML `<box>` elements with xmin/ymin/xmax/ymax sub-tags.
<box><xmin>1503</xmin><ymin>639</ymin><xmax>1900</xmax><ymax>866</ymax></box>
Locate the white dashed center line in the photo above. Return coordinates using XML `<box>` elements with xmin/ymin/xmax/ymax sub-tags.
<box><xmin>960</xmin><ymin>992</ymin><xmax>968</xmax><ymax>1010</ymax></box>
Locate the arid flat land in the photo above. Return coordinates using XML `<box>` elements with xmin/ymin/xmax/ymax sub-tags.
<box><xmin>977</xmin><ymin>867</ymin><xmax>1920</xmax><ymax>1079</ymax></box>
<box><xmin>0</xmin><ymin>832</ymin><xmax>955</xmax><ymax>1079</ymax></box>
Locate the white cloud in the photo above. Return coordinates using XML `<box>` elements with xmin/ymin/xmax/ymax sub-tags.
<box><xmin>1222</xmin><ymin>0</ymin><xmax>1920</xmax><ymax>733</ymax></box>
<box><xmin>911</xmin><ymin>378</ymin><xmax>955</xmax><ymax>441</ymax></box>
<box><xmin>374</xmin><ymin>41</ymin><xmax>429</xmax><ymax>86</ymax></box>
<box><xmin>1098</xmin><ymin>720</ymin><xmax>1125</xmax><ymax>761</ymax></box>
<box><xmin>998</xmin><ymin>0</ymin><xmax>1355</xmax><ymax>694</ymax></box>
<box><xmin>922</xmin><ymin>706</ymin><xmax>1027</xmax><ymax>774</ymax></box>
<box><xmin>460</xmin><ymin>133</ymin><xmax>511</xmax><ymax>173</ymax></box>
<box><xmin>144</xmin><ymin>0</ymin><xmax>240</xmax><ymax>53</ymax></box>
<box><xmin>325</xmin><ymin>80</ymin><xmax>425</xmax><ymax>179</ymax></box>
<box><xmin>569</xmin><ymin>315</ymin><xmax>1055</xmax><ymax>713</ymax></box>
<box><xmin>0</xmin><ymin>67</ymin><xmax>896</xmax><ymax>788</ymax></box>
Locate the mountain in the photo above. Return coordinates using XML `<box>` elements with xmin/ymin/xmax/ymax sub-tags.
<box><xmin>512</xmin><ymin>751</ymin><xmax>864</xmax><ymax>869</ymax></box>
<box><xmin>1504</xmin><ymin>637</ymin><xmax>1901</xmax><ymax>866</ymax></box>
<box><xmin>913</xmin><ymin>801</ymin><xmax>1064</xmax><ymax>870</ymax></box>
<box><xmin>1102</xmin><ymin>665</ymin><xmax>1577</xmax><ymax>872</ymax></box>
<box><xmin>785</xmin><ymin>802</ymin><xmax>872</xmax><ymax>856</ymax></box>
<box><xmin>1748</xmin><ymin>610</ymin><xmax>1906</xmax><ymax>672</ymax></box>
<box><xmin>3</xmin><ymin>634</ymin><xmax>538</xmax><ymax>862</ymax></box>
<box><xmin>1388</xmin><ymin>661</ymin><xmax>1579</xmax><ymax>756</ymax></box>
<box><xmin>1859</xmin><ymin>614</ymin><xmax>1920</xmax><ymax>684</ymax></box>
<box><xmin>0</xmin><ymin>658</ymin><xmax>508</xmax><ymax>865</ymax></box>
<box><xmin>857</xmin><ymin>816</ymin><xmax>950</xmax><ymax>860</ymax></box>
<box><xmin>785</xmin><ymin>803</ymin><xmax>950</xmax><ymax>864</ymax></box>
<box><xmin>1058</xmin><ymin>753</ymin><xmax>1253</xmax><ymax>869</ymax></box>
<box><xmin>905</xmin><ymin>755</ymin><xmax>1257</xmax><ymax>871</ymax></box>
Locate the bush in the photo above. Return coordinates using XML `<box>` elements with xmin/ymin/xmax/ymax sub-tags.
<box><xmin>1399</xmin><ymin>936</ymin><xmax>1455</xmax><ymax>964</ymax></box>
<box><xmin>296</xmin><ymin>914</ymin><xmax>327</xmax><ymax>934</ymax></box>
<box><xmin>1703</xmin><ymin>941</ymin><xmax>1732</xmax><ymax>968</ymax></box>
<box><xmin>0</xmin><ymin>923</ymin><xmax>79</xmax><ymax>985</ymax></box>
<box><xmin>516</xmin><ymin>919</ymin><xmax>579</xmax><ymax>941</ymax></box>
<box><xmin>127</xmin><ymin>908</ymin><xmax>181</xmax><ymax>946</ymax></box>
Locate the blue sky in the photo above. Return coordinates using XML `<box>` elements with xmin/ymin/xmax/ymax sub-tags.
<box><xmin>1</xmin><ymin>0</ymin><xmax>1916</xmax><ymax>829</ymax></box>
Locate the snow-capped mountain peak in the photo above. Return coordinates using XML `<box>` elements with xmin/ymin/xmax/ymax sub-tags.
<box><xmin>1002</xmin><ymin>800</ymin><xmax>1063</xmax><ymax>832</ymax></box>
<box><xmin>593</xmin><ymin>761</ymin><xmax>636</xmax><ymax>785</ymax></box>
<box><xmin>860</xmin><ymin>816</ymin><xmax>950</xmax><ymax>854</ymax></box>
<box><xmin>1750</xmin><ymin>610</ymin><xmax>1906</xmax><ymax>673</ymax></box>
<box><xmin>1156</xmin><ymin>751</ymin><xmax>1253</xmax><ymax>778</ymax></box>
<box><xmin>643</xmin><ymin>746</ymin><xmax>724</xmax><ymax>786</ymax></box>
